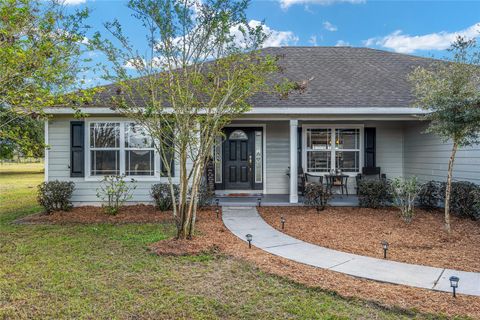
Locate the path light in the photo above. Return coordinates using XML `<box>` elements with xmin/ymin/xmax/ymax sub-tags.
<box><xmin>215</xmin><ymin>207</ymin><xmax>220</xmax><ymax>218</ymax></box>
<box><xmin>449</xmin><ymin>276</ymin><xmax>459</xmax><ymax>298</ymax></box>
<box><xmin>281</xmin><ymin>216</ymin><xmax>286</xmax><ymax>230</ymax></box>
<box><xmin>215</xmin><ymin>198</ymin><xmax>219</xmax><ymax>207</ymax></box>
<box><xmin>381</xmin><ymin>240</ymin><xmax>389</xmax><ymax>259</ymax></box>
<box><xmin>257</xmin><ymin>198</ymin><xmax>262</xmax><ymax>207</ymax></box>
<box><xmin>246</xmin><ymin>234</ymin><xmax>253</xmax><ymax>249</ymax></box>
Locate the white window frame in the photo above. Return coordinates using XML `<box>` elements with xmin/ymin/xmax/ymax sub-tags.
<box><xmin>302</xmin><ymin>124</ymin><xmax>364</xmax><ymax>176</ymax></box>
<box><xmin>85</xmin><ymin>120</ymin><xmax>161</xmax><ymax>181</ymax></box>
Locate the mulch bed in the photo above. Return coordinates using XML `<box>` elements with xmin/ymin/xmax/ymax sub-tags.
<box><xmin>16</xmin><ymin>204</ymin><xmax>174</xmax><ymax>224</ymax></box>
<box><xmin>258</xmin><ymin>206</ymin><xmax>480</xmax><ymax>272</ymax></box>
<box><xmin>151</xmin><ymin>209</ymin><xmax>480</xmax><ymax>319</ymax></box>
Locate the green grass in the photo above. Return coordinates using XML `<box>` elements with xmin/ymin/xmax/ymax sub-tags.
<box><xmin>0</xmin><ymin>164</ymin><xmax>446</xmax><ymax>319</ymax></box>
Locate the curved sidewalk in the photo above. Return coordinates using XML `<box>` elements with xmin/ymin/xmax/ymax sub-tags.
<box><xmin>222</xmin><ymin>206</ymin><xmax>480</xmax><ymax>297</ymax></box>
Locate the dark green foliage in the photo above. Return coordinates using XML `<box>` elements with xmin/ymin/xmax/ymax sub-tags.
<box><xmin>304</xmin><ymin>182</ymin><xmax>331</xmax><ymax>211</ymax></box>
<box><xmin>417</xmin><ymin>181</ymin><xmax>445</xmax><ymax>210</ymax></box>
<box><xmin>196</xmin><ymin>180</ymin><xmax>214</xmax><ymax>208</ymax></box>
<box><xmin>151</xmin><ymin>183</ymin><xmax>179</xmax><ymax>211</ymax></box>
<box><xmin>450</xmin><ymin>181</ymin><xmax>480</xmax><ymax>220</ymax></box>
<box><xmin>37</xmin><ymin>180</ymin><xmax>75</xmax><ymax>214</ymax></box>
<box><xmin>357</xmin><ymin>180</ymin><xmax>392</xmax><ymax>209</ymax></box>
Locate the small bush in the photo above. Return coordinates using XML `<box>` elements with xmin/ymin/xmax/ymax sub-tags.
<box><xmin>450</xmin><ymin>181</ymin><xmax>480</xmax><ymax>220</ymax></box>
<box><xmin>96</xmin><ymin>175</ymin><xmax>137</xmax><ymax>215</ymax></box>
<box><xmin>196</xmin><ymin>180</ymin><xmax>214</xmax><ymax>208</ymax></box>
<box><xmin>417</xmin><ymin>180</ymin><xmax>444</xmax><ymax>210</ymax></box>
<box><xmin>304</xmin><ymin>182</ymin><xmax>331</xmax><ymax>211</ymax></box>
<box><xmin>37</xmin><ymin>180</ymin><xmax>75</xmax><ymax>214</ymax></box>
<box><xmin>391</xmin><ymin>177</ymin><xmax>421</xmax><ymax>223</ymax></box>
<box><xmin>151</xmin><ymin>183</ymin><xmax>179</xmax><ymax>211</ymax></box>
<box><xmin>357</xmin><ymin>179</ymin><xmax>392</xmax><ymax>209</ymax></box>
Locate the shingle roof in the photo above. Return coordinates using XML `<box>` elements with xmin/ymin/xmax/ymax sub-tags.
<box><xmin>89</xmin><ymin>46</ymin><xmax>437</xmax><ymax>109</ymax></box>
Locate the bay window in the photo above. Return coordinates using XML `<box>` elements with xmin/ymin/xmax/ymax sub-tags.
<box><xmin>305</xmin><ymin>127</ymin><xmax>361</xmax><ymax>174</ymax></box>
<box><xmin>88</xmin><ymin>121</ymin><xmax>158</xmax><ymax>178</ymax></box>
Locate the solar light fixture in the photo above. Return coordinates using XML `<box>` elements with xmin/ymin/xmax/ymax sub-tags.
<box><xmin>257</xmin><ymin>198</ymin><xmax>261</xmax><ymax>207</ymax></box>
<box><xmin>215</xmin><ymin>208</ymin><xmax>220</xmax><ymax>218</ymax></box>
<box><xmin>449</xmin><ymin>276</ymin><xmax>459</xmax><ymax>298</ymax></box>
<box><xmin>381</xmin><ymin>240</ymin><xmax>389</xmax><ymax>259</ymax></box>
<box><xmin>281</xmin><ymin>216</ymin><xmax>286</xmax><ymax>230</ymax></box>
<box><xmin>246</xmin><ymin>233</ymin><xmax>253</xmax><ymax>248</ymax></box>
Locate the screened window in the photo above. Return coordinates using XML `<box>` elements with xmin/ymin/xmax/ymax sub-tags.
<box><xmin>305</xmin><ymin>127</ymin><xmax>361</xmax><ymax>173</ymax></box>
<box><xmin>125</xmin><ymin>123</ymin><xmax>155</xmax><ymax>176</ymax></box>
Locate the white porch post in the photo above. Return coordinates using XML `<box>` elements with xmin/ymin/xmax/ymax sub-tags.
<box><xmin>289</xmin><ymin>120</ymin><xmax>298</xmax><ymax>203</ymax></box>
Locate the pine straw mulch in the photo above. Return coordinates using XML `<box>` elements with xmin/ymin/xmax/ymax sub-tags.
<box><xmin>16</xmin><ymin>204</ymin><xmax>174</xmax><ymax>224</ymax></box>
<box><xmin>258</xmin><ymin>206</ymin><xmax>480</xmax><ymax>272</ymax></box>
<box><xmin>150</xmin><ymin>209</ymin><xmax>480</xmax><ymax>319</ymax></box>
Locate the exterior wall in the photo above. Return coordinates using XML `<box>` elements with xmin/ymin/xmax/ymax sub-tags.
<box><xmin>47</xmin><ymin>117</ymin><xmax>180</xmax><ymax>205</ymax></box>
<box><xmin>371</xmin><ymin>122</ymin><xmax>404</xmax><ymax>179</ymax></box>
<box><xmin>265</xmin><ymin>122</ymin><xmax>290</xmax><ymax>194</ymax></box>
<box><xmin>404</xmin><ymin>122</ymin><xmax>480</xmax><ymax>184</ymax></box>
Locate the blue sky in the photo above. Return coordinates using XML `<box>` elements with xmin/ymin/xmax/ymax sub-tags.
<box><xmin>67</xmin><ymin>0</ymin><xmax>480</xmax><ymax>85</ymax></box>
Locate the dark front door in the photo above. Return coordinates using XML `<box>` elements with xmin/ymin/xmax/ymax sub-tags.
<box><xmin>224</xmin><ymin>128</ymin><xmax>254</xmax><ymax>190</ymax></box>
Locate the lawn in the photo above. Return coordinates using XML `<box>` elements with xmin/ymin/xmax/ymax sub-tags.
<box><xmin>0</xmin><ymin>164</ymin><xmax>448</xmax><ymax>319</ymax></box>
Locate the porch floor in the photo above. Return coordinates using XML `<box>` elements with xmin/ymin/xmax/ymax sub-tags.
<box><xmin>214</xmin><ymin>194</ymin><xmax>359</xmax><ymax>207</ymax></box>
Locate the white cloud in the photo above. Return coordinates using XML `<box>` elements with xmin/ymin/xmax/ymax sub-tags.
<box><xmin>323</xmin><ymin>21</ymin><xmax>338</xmax><ymax>32</ymax></box>
<box><xmin>335</xmin><ymin>40</ymin><xmax>350</xmax><ymax>46</ymax></box>
<box><xmin>279</xmin><ymin>0</ymin><xmax>364</xmax><ymax>10</ymax></box>
<box><xmin>364</xmin><ymin>23</ymin><xmax>480</xmax><ymax>54</ymax></box>
<box><xmin>233</xmin><ymin>20</ymin><xmax>298</xmax><ymax>48</ymax></box>
<box><xmin>59</xmin><ymin>0</ymin><xmax>87</xmax><ymax>5</ymax></box>
<box><xmin>308</xmin><ymin>35</ymin><xmax>318</xmax><ymax>46</ymax></box>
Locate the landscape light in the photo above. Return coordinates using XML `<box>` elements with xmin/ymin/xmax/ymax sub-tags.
<box><xmin>257</xmin><ymin>198</ymin><xmax>261</xmax><ymax>207</ymax></box>
<box><xmin>281</xmin><ymin>216</ymin><xmax>286</xmax><ymax>230</ymax></box>
<box><xmin>216</xmin><ymin>208</ymin><xmax>220</xmax><ymax>218</ymax></box>
<box><xmin>449</xmin><ymin>276</ymin><xmax>459</xmax><ymax>298</ymax></box>
<box><xmin>215</xmin><ymin>198</ymin><xmax>219</xmax><ymax>207</ymax></box>
<box><xmin>246</xmin><ymin>234</ymin><xmax>253</xmax><ymax>249</ymax></box>
<box><xmin>381</xmin><ymin>240</ymin><xmax>389</xmax><ymax>259</ymax></box>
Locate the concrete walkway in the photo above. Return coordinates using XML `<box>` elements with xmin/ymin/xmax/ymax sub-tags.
<box><xmin>222</xmin><ymin>206</ymin><xmax>480</xmax><ymax>297</ymax></box>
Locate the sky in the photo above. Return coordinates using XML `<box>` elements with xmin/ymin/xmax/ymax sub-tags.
<box><xmin>65</xmin><ymin>0</ymin><xmax>480</xmax><ymax>86</ymax></box>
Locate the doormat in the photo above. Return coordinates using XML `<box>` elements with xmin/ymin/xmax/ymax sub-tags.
<box><xmin>219</xmin><ymin>193</ymin><xmax>263</xmax><ymax>198</ymax></box>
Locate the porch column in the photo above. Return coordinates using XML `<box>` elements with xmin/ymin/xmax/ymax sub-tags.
<box><xmin>289</xmin><ymin>120</ymin><xmax>298</xmax><ymax>203</ymax></box>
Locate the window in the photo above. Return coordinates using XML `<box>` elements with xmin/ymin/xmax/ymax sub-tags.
<box><xmin>305</xmin><ymin>127</ymin><xmax>361</xmax><ymax>174</ymax></box>
<box><xmin>90</xmin><ymin>123</ymin><xmax>120</xmax><ymax>175</ymax></box>
<box><xmin>88</xmin><ymin>122</ymin><xmax>158</xmax><ymax>178</ymax></box>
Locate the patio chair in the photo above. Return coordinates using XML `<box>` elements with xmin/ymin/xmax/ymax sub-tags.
<box><xmin>355</xmin><ymin>167</ymin><xmax>386</xmax><ymax>195</ymax></box>
<box><xmin>304</xmin><ymin>173</ymin><xmax>323</xmax><ymax>185</ymax></box>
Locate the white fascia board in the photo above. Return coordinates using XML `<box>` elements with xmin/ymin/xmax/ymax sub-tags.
<box><xmin>44</xmin><ymin>106</ymin><xmax>428</xmax><ymax>115</ymax></box>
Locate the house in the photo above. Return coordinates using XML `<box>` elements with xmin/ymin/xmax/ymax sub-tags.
<box><xmin>44</xmin><ymin>47</ymin><xmax>480</xmax><ymax>205</ymax></box>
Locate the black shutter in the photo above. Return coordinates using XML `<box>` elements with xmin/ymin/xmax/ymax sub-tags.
<box><xmin>160</xmin><ymin>128</ymin><xmax>174</xmax><ymax>177</ymax></box>
<box><xmin>70</xmin><ymin>121</ymin><xmax>85</xmax><ymax>177</ymax></box>
<box><xmin>364</xmin><ymin>127</ymin><xmax>376</xmax><ymax>168</ymax></box>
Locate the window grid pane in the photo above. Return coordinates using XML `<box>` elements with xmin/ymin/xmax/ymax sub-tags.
<box><xmin>90</xmin><ymin>123</ymin><xmax>120</xmax><ymax>148</ymax></box>
<box><xmin>91</xmin><ymin>150</ymin><xmax>120</xmax><ymax>175</ymax></box>
<box><xmin>307</xmin><ymin>151</ymin><xmax>331</xmax><ymax>172</ymax></box>
<box><xmin>125</xmin><ymin>150</ymin><xmax>154</xmax><ymax>176</ymax></box>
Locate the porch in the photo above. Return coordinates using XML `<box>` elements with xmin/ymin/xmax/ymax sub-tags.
<box><xmin>214</xmin><ymin>194</ymin><xmax>359</xmax><ymax>207</ymax></box>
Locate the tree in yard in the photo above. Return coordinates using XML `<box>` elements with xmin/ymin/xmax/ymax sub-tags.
<box><xmin>409</xmin><ymin>36</ymin><xmax>480</xmax><ymax>232</ymax></box>
<box><xmin>0</xmin><ymin>0</ymin><xmax>95</xmax><ymax>158</ymax></box>
<box><xmin>92</xmin><ymin>0</ymin><xmax>292</xmax><ymax>239</ymax></box>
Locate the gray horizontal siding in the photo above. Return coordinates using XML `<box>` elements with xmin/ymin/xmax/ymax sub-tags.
<box><xmin>404</xmin><ymin>123</ymin><xmax>480</xmax><ymax>184</ymax></box>
<box><xmin>47</xmin><ymin>118</ymin><xmax>179</xmax><ymax>204</ymax></box>
<box><xmin>265</xmin><ymin>122</ymin><xmax>290</xmax><ymax>194</ymax></box>
<box><xmin>375</xmin><ymin>123</ymin><xmax>404</xmax><ymax>179</ymax></box>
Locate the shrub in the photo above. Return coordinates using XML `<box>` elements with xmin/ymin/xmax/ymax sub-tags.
<box><xmin>391</xmin><ymin>177</ymin><xmax>421</xmax><ymax>223</ymax></box>
<box><xmin>196</xmin><ymin>180</ymin><xmax>214</xmax><ymax>208</ymax></box>
<box><xmin>304</xmin><ymin>182</ymin><xmax>331</xmax><ymax>211</ymax></box>
<box><xmin>96</xmin><ymin>175</ymin><xmax>137</xmax><ymax>215</ymax></box>
<box><xmin>450</xmin><ymin>181</ymin><xmax>480</xmax><ymax>220</ymax></box>
<box><xmin>357</xmin><ymin>179</ymin><xmax>392</xmax><ymax>209</ymax></box>
<box><xmin>151</xmin><ymin>183</ymin><xmax>179</xmax><ymax>211</ymax></box>
<box><xmin>417</xmin><ymin>180</ymin><xmax>444</xmax><ymax>210</ymax></box>
<box><xmin>37</xmin><ymin>180</ymin><xmax>75</xmax><ymax>214</ymax></box>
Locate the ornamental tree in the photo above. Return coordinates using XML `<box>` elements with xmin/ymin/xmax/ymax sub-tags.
<box><xmin>409</xmin><ymin>37</ymin><xmax>480</xmax><ymax>233</ymax></box>
<box><xmin>92</xmin><ymin>0</ymin><xmax>291</xmax><ymax>239</ymax></box>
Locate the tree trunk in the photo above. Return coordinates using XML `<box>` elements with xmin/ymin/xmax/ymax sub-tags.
<box><xmin>444</xmin><ymin>142</ymin><xmax>458</xmax><ymax>233</ymax></box>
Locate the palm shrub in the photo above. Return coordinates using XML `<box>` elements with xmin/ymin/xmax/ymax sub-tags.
<box><xmin>37</xmin><ymin>180</ymin><xmax>75</xmax><ymax>213</ymax></box>
<box><xmin>391</xmin><ymin>177</ymin><xmax>421</xmax><ymax>223</ymax></box>
<box><xmin>96</xmin><ymin>175</ymin><xmax>137</xmax><ymax>215</ymax></box>
<box><xmin>357</xmin><ymin>180</ymin><xmax>392</xmax><ymax>208</ymax></box>
<box><xmin>304</xmin><ymin>182</ymin><xmax>331</xmax><ymax>212</ymax></box>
